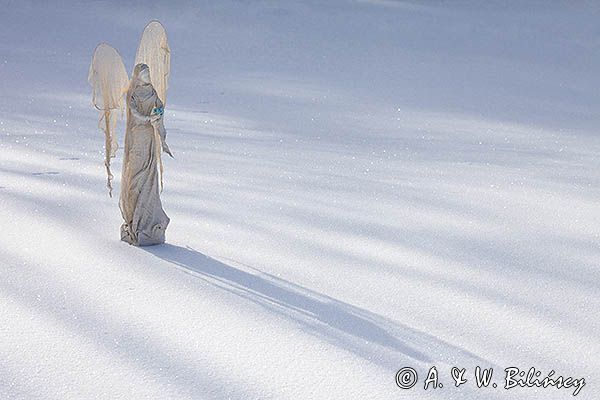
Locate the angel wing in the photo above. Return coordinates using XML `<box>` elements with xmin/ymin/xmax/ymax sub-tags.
<box><xmin>88</xmin><ymin>43</ymin><xmax>129</xmax><ymax>197</ymax></box>
<box><xmin>135</xmin><ymin>20</ymin><xmax>170</xmax><ymax>105</ymax></box>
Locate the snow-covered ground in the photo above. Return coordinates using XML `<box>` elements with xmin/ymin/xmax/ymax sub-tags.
<box><xmin>1</xmin><ymin>1</ymin><xmax>599</xmax><ymax>399</ymax></box>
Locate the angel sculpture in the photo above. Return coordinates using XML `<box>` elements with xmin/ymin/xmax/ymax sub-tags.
<box><xmin>88</xmin><ymin>21</ymin><xmax>172</xmax><ymax>246</ymax></box>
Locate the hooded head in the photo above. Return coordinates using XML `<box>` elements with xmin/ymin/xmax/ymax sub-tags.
<box><xmin>128</xmin><ymin>63</ymin><xmax>156</xmax><ymax>102</ymax></box>
<box><xmin>133</xmin><ymin>63</ymin><xmax>151</xmax><ymax>85</ymax></box>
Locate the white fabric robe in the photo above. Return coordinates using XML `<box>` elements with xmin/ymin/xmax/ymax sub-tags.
<box><xmin>119</xmin><ymin>72</ymin><xmax>170</xmax><ymax>246</ymax></box>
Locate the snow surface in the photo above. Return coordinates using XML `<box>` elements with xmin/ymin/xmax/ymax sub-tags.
<box><xmin>1</xmin><ymin>1</ymin><xmax>599</xmax><ymax>399</ymax></box>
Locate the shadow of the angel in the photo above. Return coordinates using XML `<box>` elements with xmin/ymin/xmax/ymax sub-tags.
<box><xmin>143</xmin><ymin>244</ymin><xmax>486</xmax><ymax>369</ymax></box>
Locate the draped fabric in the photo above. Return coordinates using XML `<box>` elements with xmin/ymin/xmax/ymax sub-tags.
<box><xmin>135</xmin><ymin>21</ymin><xmax>170</xmax><ymax>105</ymax></box>
<box><xmin>88</xmin><ymin>43</ymin><xmax>129</xmax><ymax>196</ymax></box>
<box><xmin>119</xmin><ymin>64</ymin><xmax>170</xmax><ymax>246</ymax></box>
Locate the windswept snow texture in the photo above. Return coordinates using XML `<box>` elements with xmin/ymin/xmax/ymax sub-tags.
<box><xmin>1</xmin><ymin>1</ymin><xmax>600</xmax><ymax>399</ymax></box>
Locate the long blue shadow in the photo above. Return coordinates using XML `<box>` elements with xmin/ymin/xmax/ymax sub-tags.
<box><xmin>143</xmin><ymin>244</ymin><xmax>441</xmax><ymax>368</ymax></box>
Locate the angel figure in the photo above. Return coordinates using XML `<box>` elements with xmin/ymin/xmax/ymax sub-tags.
<box><xmin>89</xmin><ymin>21</ymin><xmax>172</xmax><ymax>246</ymax></box>
<box><xmin>119</xmin><ymin>63</ymin><xmax>172</xmax><ymax>245</ymax></box>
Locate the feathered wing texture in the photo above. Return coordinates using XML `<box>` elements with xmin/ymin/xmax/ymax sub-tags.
<box><xmin>135</xmin><ymin>21</ymin><xmax>170</xmax><ymax>105</ymax></box>
<box><xmin>88</xmin><ymin>43</ymin><xmax>129</xmax><ymax>197</ymax></box>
